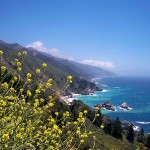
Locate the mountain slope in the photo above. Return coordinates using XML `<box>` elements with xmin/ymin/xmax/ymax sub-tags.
<box><xmin>0</xmin><ymin>40</ymin><xmax>102</xmax><ymax>94</ymax></box>
<box><xmin>57</xmin><ymin>58</ymin><xmax>115</xmax><ymax>79</ymax></box>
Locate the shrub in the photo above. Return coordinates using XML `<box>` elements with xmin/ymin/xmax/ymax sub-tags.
<box><xmin>0</xmin><ymin>50</ymin><xmax>100</xmax><ymax>149</ymax></box>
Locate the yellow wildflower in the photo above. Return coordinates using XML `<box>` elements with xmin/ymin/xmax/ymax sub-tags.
<box><xmin>93</xmin><ymin>135</ymin><xmax>96</xmax><ymax>140</ymax></box>
<box><xmin>67</xmin><ymin>121</ymin><xmax>71</xmax><ymax>125</ymax></box>
<box><xmin>88</xmin><ymin>131</ymin><xmax>92</xmax><ymax>135</ymax></box>
<box><xmin>17</xmin><ymin>67</ymin><xmax>21</xmax><ymax>72</ymax></box>
<box><xmin>2</xmin><ymin>134</ymin><xmax>9</xmax><ymax>141</ymax></box>
<box><xmin>0</xmin><ymin>50</ymin><xmax>3</xmax><ymax>55</ymax></box>
<box><xmin>49</xmin><ymin>102</ymin><xmax>54</xmax><ymax>107</ymax></box>
<box><xmin>4</xmin><ymin>144</ymin><xmax>8</xmax><ymax>148</ymax></box>
<box><xmin>1</xmin><ymin>66</ymin><xmax>6</xmax><ymax>72</ymax></box>
<box><xmin>18</xmin><ymin>52</ymin><xmax>22</xmax><ymax>56</ymax></box>
<box><xmin>13</xmin><ymin>76</ymin><xmax>18</xmax><ymax>81</ymax></box>
<box><xmin>36</xmin><ymin>89</ymin><xmax>41</xmax><ymax>94</ymax></box>
<box><xmin>83</xmin><ymin>110</ymin><xmax>88</xmax><ymax>114</ymax></box>
<box><xmin>36</xmin><ymin>69</ymin><xmax>41</xmax><ymax>74</ymax></box>
<box><xmin>55</xmin><ymin>112</ymin><xmax>59</xmax><ymax>116</ymax></box>
<box><xmin>27</xmin><ymin>79</ymin><xmax>31</xmax><ymax>83</ymax></box>
<box><xmin>73</xmin><ymin>121</ymin><xmax>78</xmax><ymax>125</ymax></box>
<box><xmin>67</xmin><ymin>75</ymin><xmax>73</xmax><ymax>83</ymax></box>
<box><xmin>96</xmin><ymin>114</ymin><xmax>100</xmax><ymax>117</ymax></box>
<box><xmin>42</xmin><ymin>63</ymin><xmax>47</xmax><ymax>68</ymax></box>
<box><xmin>40</xmin><ymin>98</ymin><xmax>44</xmax><ymax>103</ymax></box>
<box><xmin>53</xmin><ymin>124</ymin><xmax>58</xmax><ymax>130</ymax></box>
<box><xmin>79</xmin><ymin>112</ymin><xmax>83</xmax><ymax>117</ymax></box>
<box><xmin>14</xmin><ymin>59</ymin><xmax>18</xmax><ymax>63</ymax></box>
<box><xmin>17</xmin><ymin>62</ymin><xmax>21</xmax><ymax>67</ymax></box>
<box><xmin>76</xmin><ymin>130</ymin><xmax>80</xmax><ymax>135</ymax></box>
<box><xmin>22</xmin><ymin>51</ymin><xmax>27</xmax><ymax>55</ymax></box>
<box><xmin>16</xmin><ymin>133</ymin><xmax>22</xmax><ymax>139</ymax></box>
<box><xmin>95</xmin><ymin>107</ymin><xmax>99</xmax><ymax>110</ymax></box>
<box><xmin>48</xmin><ymin>78</ymin><xmax>53</xmax><ymax>83</ymax></box>
<box><xmin>46</xmin><ymin>82</ymin><xmax>52</xmax><ymax>88</ymax></box>
<box><xmin>27</xmin><ymin>90</ymin><xmax>32</xmax><ymax>97</ymax></box>
<box><xmin>27</xmin><ymin>73</ymin><xmax>32</xmax><ymax>78</ymax></box>
<box><xmin>80</xmin><ymin>139</ymin><xmax>84</xmax><ymax>143</ymax></box>
<box><xmin>100</xmin><ymin>125</ymin><xmax>104</xmax><ymax>129</ymax></box>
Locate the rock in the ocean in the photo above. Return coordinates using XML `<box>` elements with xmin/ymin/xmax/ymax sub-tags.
<box><xmin>120</xmin><ymin>102</ymin><xmax>130</xmax><ymax>110</ymax></box>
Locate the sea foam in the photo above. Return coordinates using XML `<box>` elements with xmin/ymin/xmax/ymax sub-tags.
<box><xmin>101</xmin><ymin>89</ymin><xmax>110</xmax><ymax>92</ymax></box>
<box><xmin>136</xmin><ymin>121</ymin><xmax>150</xmax><ymax>125</ymax></box>
<box><xmin>133</xmin><ymin>126</ymin><xmax>140</xmax><ymax>131</ymax></box>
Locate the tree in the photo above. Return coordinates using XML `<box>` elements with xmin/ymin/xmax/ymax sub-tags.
<box><xmin>104</xmin><ymin>121</ymin><xmax>113</xmax><ymax>135</ymax></box>
<box><xmin>112</xmin><ymin>117</ymin><xmax>123</xmax><ymax>139</ymax></box>
<box><xmin>126</xmin><ymin>124</ymin><xmax>134</xmax><ymax>143</ymax></box>
<box><xmin>145</xmin><ymin>134</ymin><xmax>150</xmax><ymax>148</ymax></box>
<box><xmin>137</xmin><ymin>128</ymin><xmax>144</xmax><ymax>143</ymax></box>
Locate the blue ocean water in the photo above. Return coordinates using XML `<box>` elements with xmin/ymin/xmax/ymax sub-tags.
<box><xmin>76</xmin><ymin>77</ymin><xmax>150</xmax><ymax>133</ymax></box>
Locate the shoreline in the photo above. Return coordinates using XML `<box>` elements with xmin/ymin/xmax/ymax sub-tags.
<box><xmin>60</xmin><ymin>94</ymin><xmax>81</xmax><ymax>105</ymax></box>
<box><xmin>60</xmin><ymin>92</ymin><xmax>142</xmax><ymax>132</ymax></box>
<box><xmin>60</xmin><ymin>83</ymin><xmax>150</xmax><ymax>133</ymax></box>
<box><xmin>60</xmin><ymin>96</ymin><xmax>75</xmax><ymax>105</ymax></box>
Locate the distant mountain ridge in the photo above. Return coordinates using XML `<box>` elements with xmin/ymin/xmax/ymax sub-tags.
<box><xmin>57</xmin><ymin>58</ymin><xmax>115</xmax><ymax>79</ymax></box>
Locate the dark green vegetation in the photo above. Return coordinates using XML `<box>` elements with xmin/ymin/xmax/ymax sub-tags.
<box><xmin>137</xmin><ymin>128</ymin><xmax>145</xmax><ymax>143</ymax></box>
<box><xmin>126</xmin><ymin>124</ymin><xmax>135</xmax><ymax>143</ymax></box>
<box><xmin>103</xmin><ymin>117</ymin><xmax>123</xmax><ymax>139</ymax></box>
<box><xmin>145</xmin><ymin>134</ymin><xmax>150</xmax><ymax>148</ymax></box>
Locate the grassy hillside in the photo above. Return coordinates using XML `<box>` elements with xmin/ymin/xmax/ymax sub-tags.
<box><xmin>0</xmin><ymin>40</ymin><xmax>101</xmax><ymax>94</ymax></box>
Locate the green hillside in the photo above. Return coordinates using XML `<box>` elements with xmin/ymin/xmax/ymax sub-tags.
<box><xmin>0</xmin><ymin>40</ymin><xmax>100</xmax><ymax>94</ymax></box>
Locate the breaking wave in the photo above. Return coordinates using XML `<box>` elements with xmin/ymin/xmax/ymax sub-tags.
<box><xmin>136</xmin><ymin>121</ymin><xmax>150</xmax><ymax>125</ymax></box>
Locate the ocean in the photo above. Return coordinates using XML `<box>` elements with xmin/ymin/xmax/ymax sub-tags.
<box><xmin>75</xmin><ymin>77</ymin><xmax>150</xmax><ymax>133</ymax></box>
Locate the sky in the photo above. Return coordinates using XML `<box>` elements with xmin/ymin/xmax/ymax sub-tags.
<box><xmin>0</xmin><ymin>0</ymin><xmax>150</xmax><ymax>76</ymax></box>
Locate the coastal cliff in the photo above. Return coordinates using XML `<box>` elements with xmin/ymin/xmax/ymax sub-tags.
<box><xmin>69</xmin><ymin>77</ymin><xmax>102</xmax><ymax>95</ymax></box>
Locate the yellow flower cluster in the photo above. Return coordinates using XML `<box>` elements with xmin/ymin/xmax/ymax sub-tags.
<box><xmin>26</xmin><ymin>73</ymin><xmax>32</xmax><ymax>83</ymax></box>
<box><xmin>36</xmin><ymin>68</ymin><xmax>41</xmax><ymax>74</ymax></box>
<box><xmin>0</xmin><ymin>51</ymin><xmax>99</xmax><ymax>149</ymax></box>
<box><xmin>42</xmin><ymin>63</ymin><xmax>47</xmax><ymax>68</ymax></box>
<box><xmin>67</xmin><ymin>75</ymin><xmax>73</xmax><ymax>83</ymax></box>
<box><xmin>1</xmin><ymin>66</ymin><xmax>6</xmax><ymax>72</ymax></box>
<box><xmin>0</xmin><ymin>50</ymin><xmax>3</xmax><ymax>55</ymax></box>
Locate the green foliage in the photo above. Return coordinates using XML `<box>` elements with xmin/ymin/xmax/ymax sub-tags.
<box><xmin>126</xmin><ymin>124</ymin><xmax>135</xmax><ymax>143</ymax></box>
<box><xmin>103</xmin><ymin>117</ymin><xmax>123</xmax><ymax>139</ymax></box>
<box><xmin>104</xmin><ymin>121</ymin><xmax>113</xmax><ymax>135</ymax></box>
<box><xmin>112</xmin><ymin>117</ymin><xmax>123</xmax><ymax>139</ymax></box>
<box><xmin>145</xmin><ymin>134</ymin><xmax>150</xmax><ymax>148</ymax></box>
<box><xmin>137</xmin><ymin>128</ymin><xmax>145</xmax><ymax>143</ymax></box>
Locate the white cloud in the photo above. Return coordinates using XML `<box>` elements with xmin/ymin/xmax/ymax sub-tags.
<box><xmin>26</xmin><ymin>41</ymin><xmax>115</xmax><ymax>69</ymax></box>
<box><xmin>26</xmin><ymin>41</ymin><xmax>74</xmax><ymax>60</ymax></box>
<box><xmin>27</xmin><ymin>41</ymin><xmax>43</xmax><ymax>49</ymax></box>
<box><xmin>80</xmin><ymin>59</ymin><xmax>115</xmax><ymax>69</ymax></box>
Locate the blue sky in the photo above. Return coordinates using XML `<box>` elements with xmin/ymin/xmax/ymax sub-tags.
<box><xmin>0</xmin><ymin>0</ymin><xmax>150</xmax><ymax>76</ymax></box>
